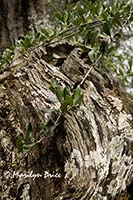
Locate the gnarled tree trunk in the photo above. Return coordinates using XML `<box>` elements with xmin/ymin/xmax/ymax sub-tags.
<box><xmin>0</xmin><ymin>0</ymin><xmax>133</xmax><ymax>199</ymax></box>
<box><xmin>0</xmin><ymin>0</ymin><xmax>46</xmax><ymax>53</ymax></box>
<box><xmin>0</xmin><ymin>41</ymin><xmax>133</xmax><ymax>200</ymax></box>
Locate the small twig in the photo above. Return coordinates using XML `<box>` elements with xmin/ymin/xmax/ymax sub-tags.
<box><xmin>23</xmin><ymin>112</ymin><xmax>62</xmax><ymax>157</ymax></box>
<box><xmin>54</xmin><ymin>112</ymin><xmax>62</xmax><ymax>126</ymax></box>
<box><xmin>93</xmin><ymin>54</ymin><xmax>102</xmax><ymax>65</ymax></box>
<box><xmin>79</xmin><ymin>54</ymin><xmax>102</xmax><ymax>87</ymax></box>
<box><xmin>79</xmin><ymin>66</ymin><xmax>93</xmax><ymax>87</ymax></box>
<box><xmin>33</xmin><ymin>134</ymin><xmax>52</xmax><ymax>146</ymax></box>
<box><xmin>22</xmin><ymin>133</ymin><xmax>52</xmax><ymax>157</ymax></box>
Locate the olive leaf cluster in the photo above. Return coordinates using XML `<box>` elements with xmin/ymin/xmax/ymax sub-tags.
<box><xmin>50</xmin><ymin>79</ymin><xmax>83</xmax><ymax>113</ymax></box>
<box><xmin>0</xmin><ymin>0</ymin><xmax>132</xmax><ymax>93</ymax></box>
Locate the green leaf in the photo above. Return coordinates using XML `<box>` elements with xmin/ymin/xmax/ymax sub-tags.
<box><xmin>61</xmin><ymin>95</ymin><xmax>73</xmax><ymax>112</ymax></box>
<box><xmin>16</xmin><ymin>136</ymin><xmax>25</xmax><ymax>153</ymax></box>
<box><xmin>40</xmin><ymin>28</ymin><xmax>50</xmax><ymax>39</ymax></box>
<box><xmin>23</xmin><ymin>35</ymin><xmax>32</xmax><ymax>50</ymax></box>
<box><xmin>103</xmin><ymin>22</ymin><xmax>111</xmax><ymax>36</ymax></box>
<box><xmin>51</xmin><ymin>79</ymin><xmax>56</xmax><ymax>87</ymax></box>
<box><xmin>63</xmin><ymin>87</ymin><xmax>70</xmax><ymax>100</ymax></box>
<box><xmin>96</xmin><ymin>2</ymin><xmax>103</xmax><ymax>16</ymax></box>
<box><xmin>119</xmin><ymin>68</ymin><xmax>124</xmax><ymax>76</ymax></box>
<box><xmin>88</xmin><ymin>49</ymin><xmax>96</xmax><ymax>63</ymax></box>
<box><xmin>75</xmin><ymin>94</ymin><xmax>83</xmax><ymax>105</ymax></box>
<box><xmin>45</xmin><ymin>97</ymin><xmax>59</xmax><ymax>103</ymax></box>
<box><xmin>107</xmin><ymin>46</ymin><xmax>115</xmax><ymax>54</ymax></box>
<box><xmin>73</xmin><ymin>87</ymin><xmax>82</xmax><ymax>105</ymax></box>
<box><xmin>55</xmin><ymin>12</ymin><xmax>63</xmax><ymax>21</ymax></box>
<box><xmin>77</xmin><ymin>4</ymin><xmax>84</xmax><ymax>16</ymax></box>
<box><xmin>64</xmin><ymin>10</ymin><xmax>69</xmax><ymax>23</ymax></box>
<box><xmin>56</xmin><ymin>88</ymin><xmax>64</xmax><ymax>104</ymax></box>
<box><xmin>60</xmin><ymin>101</ymin><xmax>69</xmax><ymax>112</ymax></box>
<box><xmin>25</xmin><ymin>122</ymin><xmax>32</xmax><ymax>144</ymax></box>
<box><xmin>23</xmin><ymin>143</ymin><xmax>35</xmax><ymax>149</ymax></box>
<box><xmin>79</xmin><ymin>44</ymin><xmax>91</xmax><ymax>52</ymax></box>
<box><xmin>49</xmin><ymin>86</ymin><xmax>56</xmax><ymax>94</ymax></box>
<box><xmin>90</xmin><ymin>30</ymin><xmax>99</xmax><ymax>46</ymax></box>
<box><xmin>40</xmin><ymin>123</ymin><xmax>50</xmax><ymax>132</ymax></box>
<box><xmin>112</xmin><ymin>13</ymin><xmax>121</xmax><ymax>26</ymax></box>
<box><xmin>102</xmin><ymin>11</ymin><xmax>109</xmax><ymax>22</ymax></box>
<box><xmin>76</xmin><ymin>16</ymin><xmax>83</xmax><ymax>26</ymax></box>
<box><xmin>128</xmin><ymin>59</ymin><xmax>132</xmax><ymax>69</ymax></box>
<box><xmin>49</xmin><ymin>79</ymin><xmax>57</xmax><ymax>94</ymax></box>
<box><xmin>66</xmin><ymin>95</ymin><xmax>73</xmax><ymax>106</ymax></box>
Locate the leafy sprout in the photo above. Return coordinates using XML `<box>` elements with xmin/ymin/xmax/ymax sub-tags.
<box><xmin>16</xmin><ymin>122</ymin><xmax>32</xmax><ymax>153</ymax></box>
<box><xmin>49</xmin><ymin>79</ymin><xmax>83</xmax><ymax>113</ymax></box>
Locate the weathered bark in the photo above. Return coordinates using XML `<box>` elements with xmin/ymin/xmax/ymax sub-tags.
<box><xmin>0</xmin><ymin>0</ymin><xmax>46</xmax><ymax>53</ymax></box>
<box><xmin>0</xmin><ymin>41</ymin><xmax>133</xmax><ymax>200</ymax></box>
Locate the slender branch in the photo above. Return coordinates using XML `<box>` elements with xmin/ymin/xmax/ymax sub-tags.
<box><xmin>79</xmin><ymin>66</ymin><xmax>93</xmax><ymax>87</ymax></box>
<box><xmin>0</xmin><ymin>20</ymin><xmax>104</xmax><ymax>71</ymax></box>
<box><xmin>23</xmin><ymin>111</ymin><xmax>62</xmax><ymax>157</ymax></box>
<box><xmin>79</xmin><ymin>54</ymin><xmax>102</xmax><ymax>87</ymax></box>
<box><xmin>30</xmin><ymin>20</ymin><xmax>104</xmax><ymax>51</ymax></box>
